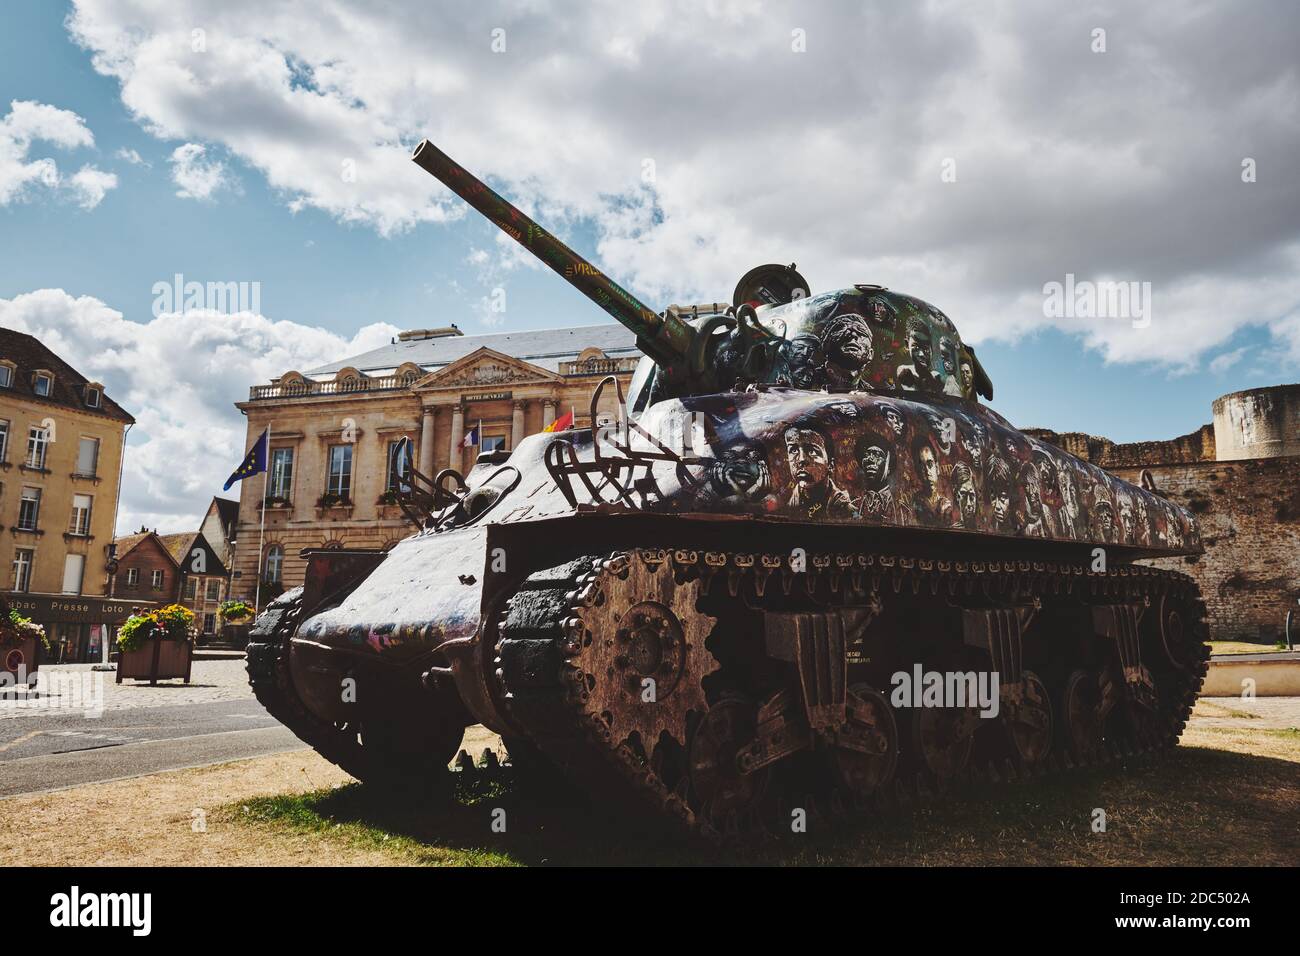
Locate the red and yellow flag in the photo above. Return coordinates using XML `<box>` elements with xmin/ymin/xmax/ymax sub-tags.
<box><xmin>542</xmin><ymin>408</ymin><xmax>575</xmax><ymax>433</ymax></box>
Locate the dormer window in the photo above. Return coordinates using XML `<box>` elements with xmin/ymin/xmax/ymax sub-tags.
<box><xmin>33</xmin><ymin>371</ymin><xmax>53</xmax><ymax>397</ymax></box>
<box><xmin>0</xmin><ymin>364</ymin><xmax>12</xmax><ymax>389</ymax></box>
<box><xmin>85</xmin><ymin>386</ymin><xmax>101</xmax><ymax>408</ymax></box>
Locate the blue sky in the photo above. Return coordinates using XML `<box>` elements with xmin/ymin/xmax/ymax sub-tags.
<box><xmin>1</xmin><ymin>1</ymin><xmax>1296</xmax><ymax>531</ymax></box>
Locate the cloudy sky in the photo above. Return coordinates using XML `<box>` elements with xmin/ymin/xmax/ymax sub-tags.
<box><xmin>1</xmin><ymin>0</ymin><xmax>1297</xmax><ymax>534</ymax></box>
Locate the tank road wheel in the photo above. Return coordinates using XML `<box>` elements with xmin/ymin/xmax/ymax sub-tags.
<box><xmin>1060</xmin><ymin>668</ymin><xmax>1104</xmax><ymax>761</ymax></box>
<box><xmin>687</xmin><ymin>696</ymin><xmax>770</xmax><ymax>829</ymax></box>
<box><xmin>1005</xmin><ymin>670</ymin><xmax>1053</xmax><ymax>768</ymax></box>
<box><xmin>1151</xmin><ymin>594</ymin><xmax>1198</xmax><ymax>671</ymax></box>
<box><xmin>830</xmin><ymin>683</ymin><xmax>899</xmax><ymax>798</ymax></box>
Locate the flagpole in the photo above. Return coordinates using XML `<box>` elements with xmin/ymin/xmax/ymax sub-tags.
<box><xmin>253</xmin><ymin>429</ymin><xmax>269</xmax><ymax>612</ymax></box>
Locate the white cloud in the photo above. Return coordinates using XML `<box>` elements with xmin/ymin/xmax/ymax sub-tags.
<box><xmin>1208</xmin><ymin>347</ymin><xmax>1249</xmax><ymax>375</ymax></box>
<box><xmin>64</xmin><ymin>1</ymin><xmax>1300</xmax><ymax>369</ymax></box>
<box><xmin>66</xmin><ymin>164</ymin><xmax>119</xmax><ymax>209</ymax></box>
<box><xmin>115</xmin><ymin>146</ymin><xmax>148</xmax><ymax>166</ymax></box>
<box><xmin>168</xmin><ymin>142</ymin><xmax>232</xmax><ymax>200</ymax></box>
<box><xmin>0</xmin><ymin>99</ymin><xmax>117</xmax><ymax>208</ymax></box>
<box><xmin>0</xmin><ymin>288</ymin><xmax>400</xmax><ymax>534</ymax></box>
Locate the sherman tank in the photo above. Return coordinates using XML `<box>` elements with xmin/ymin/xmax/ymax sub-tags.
<box><xmin>245</xmin><ymin>140</ymin><xmax>1209</xmax><ymax>839</ymax></box>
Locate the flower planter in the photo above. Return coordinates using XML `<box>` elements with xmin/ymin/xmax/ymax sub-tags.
<box><xmin>3</xmin><ymin>636</ymin><xmax>38</xmax><ymax>683</ymax></box>
<box><xmin>116</xmin><ymin>637</ymin><xmax>192</xmax><ymax>685</ymax></box>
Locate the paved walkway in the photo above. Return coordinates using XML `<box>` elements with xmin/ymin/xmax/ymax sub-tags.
<box><xmin>1</xmin><ymin>659</ymin><xmax>255</xmax><ymax>720</ymax></box>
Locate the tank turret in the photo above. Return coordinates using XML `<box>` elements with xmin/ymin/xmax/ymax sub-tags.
<box><xmin>413</xmin><ymin>140</ymin><xmax>994</xmax><ymax>403</ymax></box>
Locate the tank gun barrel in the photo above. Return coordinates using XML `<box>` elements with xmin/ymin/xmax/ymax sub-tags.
<box><xmin>411</xmin><ymin>140</ymin><xmax>697</xmax><ymax>377</ymax></box>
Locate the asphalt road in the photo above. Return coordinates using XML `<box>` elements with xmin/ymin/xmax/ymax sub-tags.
<box><xmin>0</xmin><ymin>697</ymin><xmax>305</xmax><ymax>798</ymax></box>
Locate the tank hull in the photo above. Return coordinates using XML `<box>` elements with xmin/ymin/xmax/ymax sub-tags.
<box><xmin>247</xmin><ymin>385</ymin><xmax>1206</xmax><ymax>837</ymax></box>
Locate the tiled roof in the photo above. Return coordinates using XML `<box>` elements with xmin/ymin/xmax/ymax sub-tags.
<box><xmin>158</xmin><ymin>532</ymin><xmax>199</xmax><ymax>563</ymax></box>
<box><xmin>0</xmin><ymin>327</ymin><xmax>134</xmax><ymax>423</ymax></box>
<box><xmin>307</xmin><ymin>323</ymin><xmax>638</xmax><ymax>377</ymax></box>
<box><xmin>113</xmin><ymin>532</ymin><xmax>152</xmax><ymax>557</ymax></box>
<box><xmin>114</xmin><ymin>530</ymin><xmax>178</xmax><ymax>567</ymax></box>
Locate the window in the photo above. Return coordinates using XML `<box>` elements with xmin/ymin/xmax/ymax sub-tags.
<box><xmin>0</xmin><ymin>365</ymin><xmax>10</xmax><ymax>388</ymax></box>
<box><xmin>17</xmin><ymin>487</ymin><xmax>40</xmax><ymax>530</ymax></box>
<box><xmin>26</xmin><ymin>425</ymin><xmax>49</xmax><ymax>469</ymax></box>
<box><xmin>62</xmin><ymin>554</ymin><xmax>85</xmax><ymax>595</ymax></box>
<box><xmin>203</xmin><ymin>613</ymin><xmax>216</xmax><ymax>635</ymax></box>
<box><xmin>151</xmin><ymin>569</ymin><xmax>164</xmax><ymax>590</ymax></box>
<box><xmin>386</xmin><ymin>440</ymin><xmax>411</xmax><ymax>492</ymax></box>
<box><xmin>482</xmin><ymin>435</ymin><xmax>506</xmax><ymax>453</ymax></box>
<box><xmin>34</xmin><ymin>372</ymin><xmax>52</xmax><ymax>397</ymax></box>
<box><xmin>205</xmin><ymin>579</ymin><xmax>221</xmax><ymax>602</ymax></box>
<box><xmin>0</xmin><ymin>419</ymin><xmax>8</xmax><ymax>461</ymax></box>
<box><xmin>326</xmin><ymin>445</ymin><xmax>352</xmax><ymax>499</ymax></box>
<box><xmin>76</xmin><ymin>437</ymin><xmax>99</xmax><ymax>476</ymax></box>
<box><xmin>269</xmin><ymin>447</ymin><xmax>294</xmax><ymax>499</ymax></box>
<box><xmin>69</xmin><ymin>494</ymin><xmax>92</xmax><ymax>535</ymax></box>
<box><xmin>264</xmin><ymin>544</ymin><xmax>283</xmax><ymax>584</ymax></box>
<box><xmin>184</xmin><ymin>577</ymin><xmax>198</xmax><ymax>601</ymax></box>
<box><xmin>85</xmin><ymin>387</ymin><xmax>101</xmax><ymax>408</ymax></box>
<box><xmin>126</xmin><ymin>567</ymin><xmax>140</xmax><ymax>587</ymax></box>
<box><xmin>12</xmin><ymin>549</ymin><xmax>33</xmax><ymax>592</ymax></box>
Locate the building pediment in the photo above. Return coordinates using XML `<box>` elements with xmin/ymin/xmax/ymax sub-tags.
<box><xmin>412</xmin><ymin>347</ymin><xmax>561</xmax><ymax>391</ymax></box>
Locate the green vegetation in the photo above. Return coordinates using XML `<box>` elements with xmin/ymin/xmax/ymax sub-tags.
<box><xmin>3</xmin><ymin>609</ymin><xmax>50</xmax><ymax>650</ymax></box>
<box><xmin>219</xmin><ymin>599</ymin><xmax>255</xmax><ymax>621</ymax></box>
<box><xmin>116</xmin><ymin>604</ymin><xmax>196</xmax><ymax>652</ymax></box>
<box><xmin>225</xmin><ymin>742</ymin><xmax>1299</xmax><ymax>867</ymax></box>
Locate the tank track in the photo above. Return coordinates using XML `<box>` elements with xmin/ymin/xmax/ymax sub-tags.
<box><xmin>495</xmin><ymin>549</ymin><xmax>1209</xmax><ymax>841</ymax></box>
<box><xmin>245</xmin><ymin>588</ymin><xmax>459</xmax><ymax>787</ymax></box>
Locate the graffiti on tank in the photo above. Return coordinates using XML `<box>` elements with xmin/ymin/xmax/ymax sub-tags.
<box><xmin>632</xmin><ymin>389</ymin><xmax>1201</xmax><ymax>551</ymax></box>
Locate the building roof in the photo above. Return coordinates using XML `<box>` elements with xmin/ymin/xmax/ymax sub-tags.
<box><xmin>159</xmin><ymin>530</ymin><xmax>229</xmax><ymax>578</ymax></box>
<box><xmin>114</xmin><ymin>530</ymin><xmax>179</xmax><ymax>567</ymax></box>
<box><xmin>307</xmin><ymin>323</ymin><xmax>639</xmax><ymax>378</ymax></box>
<box><xmin>209</xmin><ymin>496</ymin><xmax>239</xmax><ymax>531</ymax></box>
<box><xmin>158</xmin><ymin>532</ymin><xmax>199</xmax><ymax>563</ymax></box>
<box><xmin>113</xmin><ymin>532</ymin><xmax>152</xmax><ymax>558</ymax></box>
<box><xmin>0</xmin><ymin>327</ymin><xmax>134</xmax><ymax>423</ymax></box>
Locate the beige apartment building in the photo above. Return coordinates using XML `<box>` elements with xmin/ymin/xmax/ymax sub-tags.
<box><xmin>0</xmin><ymin>328</ymin><xmax>134</xmax><ymax>663</ymax></box>
<box><xmin>230</xmin><ymin>323</ymin><xmax>638</xmax><ymax>600</ymax></box>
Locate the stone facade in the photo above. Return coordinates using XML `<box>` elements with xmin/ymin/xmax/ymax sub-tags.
<box><xmin>230</xmin><ymin>323</ymin><xmax>638</xmax><ymax>601</ymax></box>
<box><xmin>1027</xmin><ymin>383</ymin><xmax>1300</xmax><ymax>643</ymax></box>
<box><xmin>0</xmin><ymin>328</ymin><xmax>134</xmax><ymax>663</ymax></box>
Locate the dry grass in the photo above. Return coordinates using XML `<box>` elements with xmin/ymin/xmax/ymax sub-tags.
<box><xmin>1210</xmin><ymin>640</ymin><xmax>1291</xmax><ymax>656</ymax></box>
<box><xmin>228</xmin><ymin>729</ymin><xmax>1299</xmax><ymax>867</ymax></box>
<box><xmin>5</xmin><ymin>715</ymin><xmax>1296</xmax><ymax>867</ymax></box>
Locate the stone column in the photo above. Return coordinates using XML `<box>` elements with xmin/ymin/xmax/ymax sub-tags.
<box><xmin>542</xmin><ymin>399</ymin><xmax>557</xmax><ymax>429</ymax></box>
<box><xmin>419</xmin><ymin>407</ymin><xmax>435</xmax><ymax>477</ymax></box>
<box><xmin>449</xmin><ymin>405</ymin><xmax>464</xmax><ymax>472</ymax></box>
<box><xmin>511</xmin><ymin>400</ymin><xmax>527</xmax><ymax>448</ymax></box>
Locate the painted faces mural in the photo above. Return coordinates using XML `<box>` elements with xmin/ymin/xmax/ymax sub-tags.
<box><xmin>782</xmin><ymin>425</ymin><xmax>854</xmax><ymax>519</ymax></box>
<box><xmin>751</xmin><ymin>287</ymin><xmax>973</xmax><ymax>399</ymax></box>
<box><xmin>658</xmin><ymin>390</ymin><xmax>1200</xmax><ymax>553</ymax></box>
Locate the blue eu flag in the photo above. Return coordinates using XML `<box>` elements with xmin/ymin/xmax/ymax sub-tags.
<box><xmin>223</xmin><ymin>428</ymin><xmax>269</xmax><ymax>491</ymax></box>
